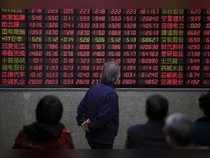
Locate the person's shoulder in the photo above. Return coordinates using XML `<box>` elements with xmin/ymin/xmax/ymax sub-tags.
<box><xmin>99</xmin><ymin>83</ymin><xmax>113</xmax><ymax>90</ymax></box>
<box><xmin>89</xmin><ymin>83</ymin><xmax>109</xmax><ymax>91</ymax></box>
<box><xmin>193</xmin><ymin>117</ymin><xmax>210</xmax><ymax>131</ymax></box>
<box><xmin>61</xmin><ymin>128</ymin><xmax>71</xmax><ymax>135</ymax></box>
<box><xmin>58</xmin><ymin>128</ymin><xmax>72</xmax><ymax>143</ymax></box>
<box><xmin>127</xmin><ymin>124</ymin><xmax>145</xmax><ymax>135</ymax></box>
<box><xmin>58</xmin><ymin>128</ymin><xmax>74</xmax><ymax>149</ymax></box>
<box><xmin>15</xmin><ymin>129</ymin><xmax>29</xmax><ymax>140</ymax></box>
<box><xmin>92</xmin><ymin>83</ymin><xmax>116</xmax><ymax>94</ymax></box>
<box><xmin>195</xmin><ymin>117</ymin><xmax>210</xmax><ymax>123</ymax></box>
<box><xmin>13</xmin><ymin>129</ymin><xmax>29</xmax><ymax>149</ymax></box>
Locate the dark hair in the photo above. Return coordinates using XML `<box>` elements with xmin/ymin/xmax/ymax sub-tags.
<box><xmin>146</xmin><ymin>95</ymin><xmax>169</xmax><ymax>121</ymax></box>
<box><xmin>36</xmin><ymin>95</ymin><xmax>63</xmax><ymax>125</ymax></box>
<box><xmin>199</xmin><ymin>92</ymin><xmax>210</xmax><ymax>117</ymax></box>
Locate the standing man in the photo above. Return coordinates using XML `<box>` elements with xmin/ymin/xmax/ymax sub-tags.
<box><xmin>76</xmin><ymin>61</ymin><xmax>120</xmax><ymax>149</ymax></box>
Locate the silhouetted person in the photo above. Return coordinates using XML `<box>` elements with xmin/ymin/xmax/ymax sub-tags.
<box><xmin>76</xmin><ymin>61</ymin><xmax>120</xmax><ymax>149</ymax></box>
<box><xmin>126</xmin><ymin>94</ymin><xmax>169</xmax><ymax>149</ymax></box>
<box><xmin>13</xmin><ymin>95</ymin><xmax>74</xmax><ymax>149</ymax></box>
<box><xmin>164</xmin><ymin>113</ymin><xmax>193</xmax><ymax>148</ymax></box>
<box><xmin>192</xmin><ymin>92</ymin><xmax>210</xmax><ymax>146</ymax></box>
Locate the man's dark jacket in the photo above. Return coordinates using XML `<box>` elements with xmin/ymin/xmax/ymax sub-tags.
<box><xmin>126</xmin><ymin>121</ymin><xmax>168</xmax><ymax>149</ymax></box>
<box><xmin>76</xmin><ymin>82</ymin><xmax>119</xmax><ymax>144</ymax></box>
<box><xmin>192</xmin><ymin>117</ymin><xmax>210</xmax><ymax>146</ymax></box>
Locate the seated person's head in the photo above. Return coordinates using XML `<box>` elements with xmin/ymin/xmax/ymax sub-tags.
<box><xmin>146</xmin><ymin>95</ymin><xmax>169</xmax><ymax>121</ymax></box>
<box><xmin>164</xmin><ymin>113</ymin><xmax>192</xmax><ymax>147</ymax></box>
<box><xmin>199</xmin><ymin>92</ymin><xmax>210</xmax><ymax>118</ymax></box>
<box><xmin>36</xmin><ymin>95</ymin><xmax>63</xmax><ymax>125</ymax></box>
<box><xmin>13</xmin><ymin>95</ymin><xmax>75</xmax><ymax>149</ymax></box>
<box><xmin>102</xmin><ymin>61</ymin><xmax>120</xmax><ymax>84</ymax></box>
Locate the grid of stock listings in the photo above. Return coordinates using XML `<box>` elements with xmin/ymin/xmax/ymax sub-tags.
<box><xmin>0</xmin><ymin>8</ymin><xmax>210</xmax><ymax>88</ymax></box>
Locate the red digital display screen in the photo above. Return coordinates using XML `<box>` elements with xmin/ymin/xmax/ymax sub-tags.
<box><xmin>0</xmin><ymin>8</ymin><xmax>210</xmax><ymax>88</ymax></box>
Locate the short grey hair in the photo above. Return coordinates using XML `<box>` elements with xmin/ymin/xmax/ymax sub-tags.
<box><xmin>164</xmin><ymin>113</ymin><xmax>192</xmax><ymax>146</ymax></box>
<box><xmin>101</xmin><ymin>61</ymin><xmax>120</xmax><ymax>83</ymax></box>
